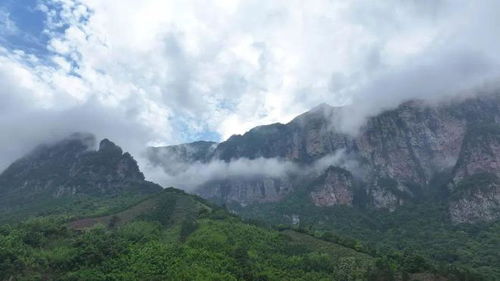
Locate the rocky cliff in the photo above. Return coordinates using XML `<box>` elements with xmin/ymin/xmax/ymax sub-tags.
<box><xmin>197</xmin><ymin>176</ymin><xmax>293</xmax><ymax>206</ymax></box>
<box><xmin>148</xmin><ymin>93</ymin><xmax>500</xmax><ymax>223</ymax></box>
<box><xmin>147</xmin><ymin>141</ymin><xmax>217</xmax><ymax>175</ymax></box>
<box><xmin>310</xmin><ymin>167</ymin><xmax>355</xmax><ymax>207</ymax></box>
<box><xmin>0</xmin><ymin>133</ymin><xmax>161</xmax><ymax>211</ymax></box>
<box><xmin>448</xmin><ymin>123</ymin><xmax>500</xmax><ymax>223</ymax></box>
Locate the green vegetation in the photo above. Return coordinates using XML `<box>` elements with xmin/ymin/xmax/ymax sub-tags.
<box><xmin>0</xmin><ymin>192</ymin><xmax>152</xmax><ymax>225</ymax></box>
<box><xmin>0</xmin><ymin>189</ymin><xmax>466</xmax><ymax>281</ymax></box>
<box><xmin>237</xmin><ymin>199</ymin><xmax>500</xmax><ymax>280</ymax></box>
<box><xmin>452</xmin><ymin>173</ymin><xmax>498</xmax><ymax>199</ymax></box>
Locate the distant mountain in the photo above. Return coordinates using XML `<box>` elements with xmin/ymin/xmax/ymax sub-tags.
<box><xmin>146</xmin><ymin>93</ymin><xmax>500</xmax><ymax>279</ymax></box>
<box><xmin>0</xmin><ymin>139</ymin><xmax>452</xmax><ymax>280</ymax></box>
<box><xmin>146</xmin><ymin>140</ymin><xmax>217</xmax><ymax>175</ymax></box>
<box><xmin>149</xmin><ymin>93</ymin><xmax>500</xmax><ymax>223</ymax></box>
<box><xmin>0</xmin><ymin>115</ymin><xmax>495</xmax><ymax>280</ymax></box>
<box><xmin>0</xmin><ymin>133</ymin><xmax>161</xmax><ymax>217</ymax></box>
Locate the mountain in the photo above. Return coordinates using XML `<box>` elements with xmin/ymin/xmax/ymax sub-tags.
<box><xmin>149</xmin><ymin>93</ymin><xmax>500</xmax><ymax>223</ymax></box>
<box><xmin>146</xmin><ymin>140</ymin><xmax>217</xmax><ymax>175</ymax></box>
<box><xmin>0</xmin><ymin>136</ymin><xmax>461</xmax><ymax>281</ymax></box>
<box><xmin>148</xmin><ymin>93</ymin><xmax>500</xmax><ymax>279</ymax></box>
<box><xmin>0</xmin><ymin>132</ymin><xmax>492</xmax><ymax>280</ymax></box>
<box><xmin>0</xmin><ymin>133</ymin><xmax>161</xmax><ymax>220</ymax></box>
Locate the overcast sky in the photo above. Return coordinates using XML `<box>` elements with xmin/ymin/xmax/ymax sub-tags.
<box><xmin>1</xmin><ymin>0</ymin><xmax>499</xmax><ymax>172</ymax></box>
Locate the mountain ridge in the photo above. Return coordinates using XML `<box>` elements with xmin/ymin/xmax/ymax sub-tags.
<box><xmin>148</xmin><ymin>92</ymin><xmax>500</xmax><ymax>223</ymax></box>
<box><xmin>0</xmin><ymin>122</ymin><xmax>496</xmax><ymax>279</ymax></box>
<box><xmin>0</xmin><ymin>133</ymin><xmax>161</xmax><ymax>219</ymax></box>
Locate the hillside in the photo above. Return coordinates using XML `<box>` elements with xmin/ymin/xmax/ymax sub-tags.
<box><xmin>0</xmin><ymin>188</ymin><xmax>470</xmax><ymax>281</ymax></box>
<box><xmin>0</xmin><ymin>133</ymin><xmax>161</xmax><ymax>223</ymax></box>
<box><xmin>0</xmin><ymin>135</ymin><xmax>478</xmax><ymax>281</ymax></box>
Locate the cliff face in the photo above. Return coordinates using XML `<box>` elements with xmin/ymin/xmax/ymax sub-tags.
<box><xmin>310</xmin><ymin>167</ymin><xmax>355</xmax><ymax>207</ymax></box>
<box><xmin>0</xmin><ymin>133</ymin><xmax>161</xmax><ymax>210</ymax></box>
<box><xmin>197</xmin><ymin>176</ymin><xmax>293</xmax><ymax>206</ymax></box>
<box><xmin>448</xmin><ymin>123</ymin><xmax>500</xmax><ymax>223</ymax></box>
<box><xmin>147</xmin><ymin>141</ymin><xmax>217</xmax><ymax>175</ymax></box>
<box><xmin>212</xmin><ymin>104</ymin><xmax>357</xmax><ymax>162</ymax></box>
<box><xmin>149</xmin><ymin>93</ymin><xmax>500</xmax><ymax>223</ymax></box>
<box><xmin>357</xmin><ymin>102</ymin><xmax>464</xmax><ymax>185</ymax></box>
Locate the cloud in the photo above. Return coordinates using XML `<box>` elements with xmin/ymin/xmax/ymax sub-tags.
<box><xmin>148</xmin><ymin>157</ymin><xmax>295</xmax><ymax>190</ymax></box>
<box><xmin>146</xmin><ymin>149</ymin><xmax>358</xmax><ymax>190</ymax></box>
<box><xmin>0</xmin><ymin>45</ymin><xmax>172</xmax><ymax>171</ymax></box>
<box><xmin>0</xmin><ymin>0</ymin><xmax>499</xmax><ymax>177</ymax></box>
<box><xmin>0</xmin><ymin>97</ymin><xmax>157</xmax><ymax>171</ymax></box>
<box><xmin>338</xmin><ymin>49</ymin><xmax>500</xmax><ymax>134</ymax></box>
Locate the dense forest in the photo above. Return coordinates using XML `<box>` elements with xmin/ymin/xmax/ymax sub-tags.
<box><xmin>0</xmin><ymin>189</ymin><xmax>488</xmax><ymax>281</ymax></box>
<box><xmin>235</xmin><ymin>196</ymin><xmax>500</xmax><ymax>280</ymax></box>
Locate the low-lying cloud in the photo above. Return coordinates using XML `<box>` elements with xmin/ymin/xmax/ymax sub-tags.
<box><xmin>146</xmin><ymin>150</ymin><xmax>360</xmax><ymax>190</ymax></box>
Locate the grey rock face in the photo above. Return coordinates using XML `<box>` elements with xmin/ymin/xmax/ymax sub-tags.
<box><xmin>369</xmin><ymin>186</ymin><xmax>402</xmax><ymax>211</ymax></box>
<box><xmin>358</xmin><ymin>95</ymin><xmax>500</xmax><ymax>214</ymax></box>
<box><xmin>452</xmin><ymin>124</ymin><xmax>500</xmax><ymax>181</ymax></box>
<box><xmin>357</xmin><ymin>101</ymin><xmax>466</xmax><ymax>185</ymax></box>
<box><xmin>212</xmin><ymin>123</ymin><xmax>295</xmax><ymax>161</ymax></box>
<box><xmin>197</xmin><ymin>176</ymin><xmax>292</xmax><ymax>206</ymax></box>
<box><xmin>449</xmin><ymin>182</ymin><xmax>500</xmax><ymax>223</ymax></box>
<box><xmin>0</xmin><ymin>133</ymin><xmax>161</xmax><ymax>209</ymax></box>
<box><xmin>448</xmin><ymin>122</ymin><xmax>500</xmax><ymax>222</ymax></box>
<box><xmin>211</xmin><ymin>104</ymin><xmax>356</xmax><ymax>162</ymax></box>
<box><xmin>147</xmin><ymin>141</ymin><xmax>217</xmax><ymax>175</ymax></box>
<box><xmin>148</xmin><ymin>93</ymin><xmax>500</xmax><ymax>222</ymax></box>
<box><xmin>310</xmin><ymin>167</ymin><xmax>354</xmax><ymax>207</ymax></box>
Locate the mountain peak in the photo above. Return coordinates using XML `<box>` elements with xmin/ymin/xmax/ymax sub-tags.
<box><xmin>0</xmin><ymin>134</ymin><xmax>160</xmax><ymax>211</ymax></box>
<box><xmin>99</xmin><ymin>138</ymin><xmax>123</xmax><ymax>155</ymax></box>
<box><xmin>288</xmin><ymin>102</ymin><xmax>341</xmax><ymax>129</ymax></box>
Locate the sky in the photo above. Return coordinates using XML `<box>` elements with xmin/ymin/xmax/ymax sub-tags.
<box><xmin>1</xmin><ymin>0</ymin><xmax>499</xmax><ymax>173</ymax></box>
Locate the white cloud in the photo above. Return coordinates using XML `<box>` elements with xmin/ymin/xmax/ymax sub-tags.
<box><xmin>147</xmin><ymin>149</ymin><xmax>354</xmax><ymax>190</ymax></box>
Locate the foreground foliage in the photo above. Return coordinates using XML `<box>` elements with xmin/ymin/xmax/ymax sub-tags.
<box><xmin>236</xmin><ymin>199</ymin><xmax>500</xmax><ymax>280</ymax></box>
<box><xmin>1</xmin><ymin>217</ymin><xmax>372</xmax><ymax>280</ymax></box>
<box><xmin>0</xmin><ymin>189</ymin><xmax>488</xmax><ymax>281</ymax></box>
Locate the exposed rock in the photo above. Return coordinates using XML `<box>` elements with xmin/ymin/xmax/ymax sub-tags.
<box><xmin>212</xmin><ymin>123</ymin><xmax>295</xmax><ymax>161</ymax></box>
<box><xmin>449</xmin><ymin>176</ymin><xmax>499</xmax><ymax>223</ymax></box>
<box><xmin>148</xmin><ymin>93</ymin><xmax>500</xmax><ymax>222</ymax></box>
<box><xmin>147</xmin><ymin>141</ymin><xmax>217</xmax><ymax>175</ymax></box>
<box><xmin>310</xmin><ymin>167</ymin><xmax>354</xmax><ymax>207</ymax></box>
<box><xmin>357</xmin><ymin>101</ymin><xmax>467</xmax><ymax>186</ymax></box>
<box><xmin>369</xmin><ymin>186</ymin><xmax>403</xmax><ymax>212</ymax></box>
<box><xmin>197</xmin><ymin>176</ymin><xmax>292</xmax><ymax>206</ymax></box>
<box><xmin>452</xmin><ymin>124</ymin><xmax>500</xmax><ymax>182</ymax></box>
<box><xmin>448</xmin><ymin>123</ymin><xmax>500</xmax><ymax>222</ymax></box>
<box><xmin>210</xmin><ymin>104</ymin><xmax>356</xmax><ymax>163</ymax></box>
<box><xmin>286</xmin><ymin>104</ymin><xmax>356</xmax><ymax>161</ymax></box>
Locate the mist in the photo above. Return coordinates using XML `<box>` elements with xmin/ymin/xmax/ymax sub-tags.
<box><xmin>337</xmin><ymin>50</ymin><xmax>500</xmax><ymax>135</ymax></box>
<box><xmin>0</xmin><ymin>98</ymin><xmax>156</xmax><ymax>172</ymax></box>
<box><xmin>146</xmin><ymin>150</ymin><xmax>359</xmax><ymax>191</ymax></box>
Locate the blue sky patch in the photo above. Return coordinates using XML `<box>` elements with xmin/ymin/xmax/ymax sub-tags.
<box><xmin>0</xmin><ymin>0</ymin><xmax>48</xmax><ymax>55</ymax></box>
